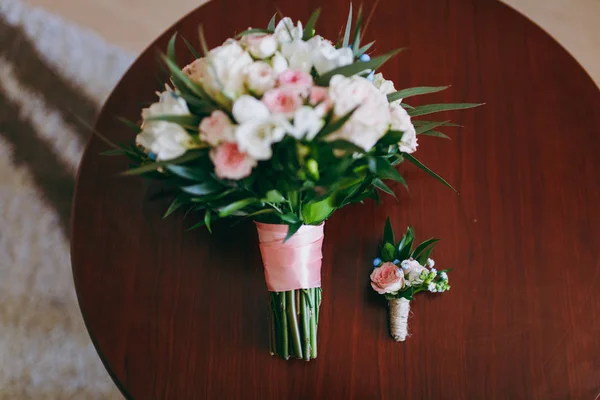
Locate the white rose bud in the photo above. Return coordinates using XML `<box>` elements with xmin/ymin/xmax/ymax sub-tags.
<box><xmin>274</xmin><ymin>17</ymin><xmax>303</xmax><ymax>44</ymax></box>
<box><xmin>232</xmin><ymin>95</ymin><xmax>270</xmax><ymax>124</ymax></box>
<box><xmin>245</xmin><ymin>61</ymin><xmax>276</xmax><ymax>95</ymax></box>
<box><xmin>240</xmin><ymin>33</ymin><xmax>278</xmax><ymax>59</ymax></box>
<box><xmin>390</xmin><ymin>104</ymin><xmax>418</xmax><ymax>153</ymax></box>
<box><xmin>309</xmin><ymin>36</ymin><xmax>354</xmax><ymax>75</ymax></box>
<box><xmin>281</xmin><ymin>39</ymin><xmax>313</xmax><ymax>73</ymax></box>
<box><xmin>235</xmin><ymin>116</ymin><xmax>291</xmax><ymax>160</ymax></box>
<box><xmin>373</xmin><ymin>73</ymin><xmax>397</xmax><ymax>95</ymax></box>
<box><xmin>271</xmin><ymin>51</ymin><xmax>289</xmax><ymax>74</ymax></box>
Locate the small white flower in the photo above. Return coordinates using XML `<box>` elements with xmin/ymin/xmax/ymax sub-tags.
<box><xmin>309</xmin><ymin>36</ymin><xmax>354</xmax><ymax>75</ymax></box>
<box><xmin>281</xmin><ymin>39</ymin><xmax>314</xmax><ymax>73</ymax></box>
<box><xmin>271</xmin><ymin>51</ymin><xmax>289</xmax><ymax>74</ymax></box>
<box><xmin>428</xmin><ymin>282</ymin><xmax>436</xmax><ymax>292</ymax></box>
<box><xmin>427</xmin><ymin>258</ymin><xmax>435</xmax><ymax>268</ymax></box>
<box><xmin>232</xmin><ymin>95</ymin><xmax>270</xmax><ymax>124</ymax></box>
<box><xmin>240</xmin><ymin>33</ymin><xmax>278</xmax><ymax>59</ymax></box>
<box><xmin>291</xmin><ymin>106</ymin><xmax>324</xmax><ymax>140</ymax></box>
<box><xmin>136</xmin><ymin>91</ymin><xmax>193</xmax><ymax>160</ymax></box>
<box><xmin>235</xmin><ymin>116</ymin><xmax>291</xmax><ymax>160</ymax></box>
<box><xmin>245</xmin><ymin>61</ymin><xmax>276</xmax><ymax>95</ymax></box>
<box><xmin>274</xmin><ymin>17</ymin><xmax>303</xmax><ymax>44</ymax></box>
<box><xmin>430</xmin><ymin>268</ymin><xmax>438</xmax><ymax>275</ymax></box>
<box><xmin>390</xmin><ymin>104</ymin><xmax>418</xmax><ymax>154</ymax></box>
<box><xmin>400</xmin><ymin>259</ymin><xmax>411</xmax><ymax>270</ymax></box>
<box><xmin>440</xmin><ymin>272</ymin><xmax>448</xmax><ymax>281</ymax></box>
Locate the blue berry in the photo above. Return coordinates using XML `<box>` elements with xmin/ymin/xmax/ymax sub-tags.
<box><xmin>359</xmin><ymin>53</ymin><xmax>371</xmax><ymax>62</ymax></box>
<box><xmin>148</xmin><ymin>152</ymin><xmax>157</xmax><ymax>161</ymax></box>
<box><xmin>372</xmin><ymin>257</ymin><xmax>382</xmax><ymax>267</ymax></box>
<box><xmin>393</xmin><ymin>259</ymin><xmax>400</xmax><ymax>265</ymax></box>
<box><xmin>366</xmin><ymin>71</ymin><xmax>375</xmax><ymax>82</ymax></box>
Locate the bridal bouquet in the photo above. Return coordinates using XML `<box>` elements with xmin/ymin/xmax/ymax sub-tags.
<box><xmin>107</xmin><ymin>6</ymin><xmax>478</xmax><ymax>360</ymax></box>
<box><xmin>371</xmin><ymin>219</ymin><xmax>450</xmax><ymax>341</ymax></box>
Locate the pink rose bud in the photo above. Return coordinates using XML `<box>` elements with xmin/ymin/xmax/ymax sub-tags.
<box><xmin>209</xmin><ymin>142</ymin><xmax>257</xmax><ymax>180</ymax></box>
<box><xmin>370</xmin><ymin>262</ymin><xmax>405</xmax><ymax>294</ymax></box>
<box><xmin>308</xmin><ymin>86</ymin><xmax>332</xmax><ymax>115</ymax></box>
<box><xmin>277</xmin><ymin>69</ymin><xmax>313</xmax><ymax>95</ymax></box>
<box><xmin>199</xmin><ymin>110</ymin><xmax>235</xmax><ymax>146</ymax></box>
<box><xmin>262</xmin><ymin>87</ymin><xmax>303</xmax><ymax>117</ymax></box>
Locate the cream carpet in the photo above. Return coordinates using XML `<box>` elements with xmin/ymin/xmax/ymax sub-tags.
<box><xmin>0</xmin><ymin>0</ymin><xmax>133</xmax><ymax>397</ymax></box>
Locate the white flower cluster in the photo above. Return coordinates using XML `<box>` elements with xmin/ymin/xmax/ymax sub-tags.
<box><xmin>400</xmin><ymin>258</ymin><xmax>450</xmax><ymax>293</ymax></box>
<box><xmin>134</xmin><ymin>17</ymin><xmax>418</xmax><ymax>180</ymax></box>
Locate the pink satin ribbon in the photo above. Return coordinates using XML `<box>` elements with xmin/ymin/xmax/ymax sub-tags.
<box><xmin>255</xmin><ymin>222</ymin><xmax>324</xmax><ymax>292</ymax></box>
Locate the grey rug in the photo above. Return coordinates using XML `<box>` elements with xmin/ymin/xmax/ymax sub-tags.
<box><xmin>0</xmin><ymin>0</ymin><xmax>133</xmax><ymax>397</ymax></box>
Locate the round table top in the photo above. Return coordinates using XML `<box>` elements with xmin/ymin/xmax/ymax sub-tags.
<box><xmin>71</xmin><ymin>0</ymin><xmax>600</xmax><ymax>398</ymax></box>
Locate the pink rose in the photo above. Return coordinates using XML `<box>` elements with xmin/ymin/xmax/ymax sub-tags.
<box><xmin>199</xmin><ymin>110</ymin><xmax>235</xmax><ymax>146</ymax></box>
<box><xmin>370</xmin><ymin>262</ymin><xmax>405</xmax><ymax>294</ymax></box>
<box><xmin>209</xmin><ymin>142</ymin><xmax>257</xmax><ymax>180</ymax></box>
<box><xmin>262</xmin><ymin>87</ymin><xmax>302</xmax><ymax>117</ymax></box>
<box><xmin>308</xmin><ymin>86</ymin><xmax>332</xmax><ymax>115</ymax></box>
<box><xmin>277</xmin><ymin>69</ymin><xmax>313</xmax><ymax>95</ymax></box>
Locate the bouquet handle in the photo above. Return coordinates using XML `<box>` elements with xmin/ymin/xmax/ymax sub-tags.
<box><xmin>389</xmin><ymin>298</ymin><xmax>410</xmax><ymax>341</ymax></box>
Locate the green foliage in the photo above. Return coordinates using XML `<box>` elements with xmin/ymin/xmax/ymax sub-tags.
<box><xmin>387</xmin><ymin>86</ymin><xmax>450</xmax><ymax>103</ymax></box>
<box><xmin>302</xmin><ymin>8</ymin><xmax>321</xmax><ymax>40</ymax></box>
<box><xmin>408</xmin><ymin>103</ymin><xmax>484</xmax><ymax>117</ymax></box>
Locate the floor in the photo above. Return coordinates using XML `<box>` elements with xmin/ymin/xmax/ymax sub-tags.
<box><xmin>23</xmin><ymin>0</ymin><xmax>600</xmax><ymax>86</ymax></box>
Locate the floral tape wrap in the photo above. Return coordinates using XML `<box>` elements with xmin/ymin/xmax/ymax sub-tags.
<box><xmin>255</xmin><ymin>222</ymin><xmax>324</xmax><ymax>292</ymax></box>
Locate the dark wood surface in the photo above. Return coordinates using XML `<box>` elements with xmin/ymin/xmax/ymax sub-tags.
<box><xmin>71</xmin><ymin>0</ymin><xmax>600</xmax><ymax>398</ymax></box>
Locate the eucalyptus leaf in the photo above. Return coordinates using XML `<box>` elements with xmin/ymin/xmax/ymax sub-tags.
<box><xmin>302</xmin><ymin>8</ymin><xmax>321</xmax><ymax>40</ymax></box>
<box><xmin>182</xmin><ymin>36</ymin><xmax>201</xmax><ymax>59</ymax></box>
<box><xmin>408</xmin><ymin>103</ymin><xmax>484</xmax><ymax>117</ymax></box>
<box><xmin>412</xmin><ymin>120</ymin><xmax>461</xmax><ymax>128</ymax></box>
<box><xmin>419</xmin><ymin>130</ymin><xmax>451</xmax><ymax>139</ymax></box>
<box><xmin>387</xmin><ymin>86</ymin><xmax>450</xmax><ymax>103</ymax></box>
<box><xmin>404</xmin><ymin>153</ymin><xmax>455</xmax><ymax>191</ymax></box>
<box><xmin>356</xmin><ymin>40</ymin><xmax>375</xmax><ymax>57</ymax></box>
<box><xmin>415</xmin><ymin>120</ymin><xmax>451</xmax><ymax>135</ymax></box>
<box><xmin>267</xmin><ymin>13</ymin><xmax>277</xmax><ymax>31</ymax></box>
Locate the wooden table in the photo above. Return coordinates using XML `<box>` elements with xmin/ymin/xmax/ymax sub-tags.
<box><xmin>71</xmin><ymin>0</ymin><xmax>600</xmax><ymax>398</ymax></box>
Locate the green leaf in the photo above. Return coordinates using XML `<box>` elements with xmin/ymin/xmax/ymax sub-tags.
<box><xmin>197</xmin><ymin>26</ymin><xmax>225</xmax><ymax>92</ymax></box>
<box><xmin>264</xmin><ymin>189</ymin><xmax>285</xmax><ymax>203</ymax></box>
<box><xmin>397</xmin><ymin>227</ymin><xmax>415</xmax><ymax>261</ymax></box>
<box><xmin>412</xmin><ymin>120</ymin><xmax>461</xmax><ymax>128</ymax></box>
<box><xmin>117</xmin><ymin>117</ymin><xmax>141</xmax><ymax>133</ymax></box>
<box><xmin>316</xmin><ymin>107</ymin><xmax>358</xmax><ymax>138</ymax></box>
<box><xmin>182</xmin><ymin>36</ymin><xmax>201</xmax><ymax>58</ymax></box>
<box><xmin>355</xmin><ymin>40</ymin><xmax>375</xmax><ymax>57</ymax></box>
<box><xmin>181</xmin><ymin>181</ymin><xmax>221</xmax><ymax>196</ymax></box>
<box><xmin>377</xmin><ymin>130</ymin><xmax>405</xmax><ymax>147</ymax></box>
<box><xmin>408</xmin><ymin>103</ymin><xmax>484</xmax><ymax>117</ymax></box>
<box><xmin>382</xmin><ymin>242</ymin><xmax>396</xmax><ymax>262</ymax></box>
<box><xmin>351</xmin><ymin>6</ymin><xmax>363</xmax><ymax>54</ymax></box>
<box><xmin>120</xmin><ymin>152</ymin><xmax>203</xmax><ymax>176</ymax></box>
<box><xmin>411</xmin><ymin>238</ymin><xmax>439</xmax><ymax>260</ymax></box>
<box><xmin>403</xmin><ymin>153</ymin><xmax>456</xmax><ymax>192</ymax></box>
<box><xmin>415</xmin><ymin>120</ymin><xmax>451</xmax><ymax>135</ymax></box>
<box><xmin>166</xmin><ymin>165</ymin><xmax>209</xmax><ymax>181</ymax></box>
<box><xmin>280</xmin><ymin>213</ymin><xmax>300</xmax><ymax>223</ymax></box>
<box><xmin>419</xmin><ymin>130</ymin><xmax>451</xmax><ymax>139</ymax></box>
<box><xmin>302</xmin><ymin>8</ymin><xmax>321</xmax><ymax>40</ymax></box>
<box><xmin>372</xmin><ymin>178</ymin><xmax>397</xmax><ymax>199</ymax></box>
<box><xmin>267</xmin><ymin>13</ymin><xmax>277</xmax><ymax>31</ymax></box>
<box><xmin>370</xmin><ymin>157</ymin><xmax>408</xmax><ymax>189</ymax></box>
<box><xmin>245</xmin><ymin>209</ymin><xmax>277</xmax><ymax>219</ymax></box>
<box><xmin>144</xmin><ymin>114</ymin><xmax>200</xmax><ymax>128</ymax></box>
<box><xmin>383</xmin><ymin>217</ymin><xmax>395</xmax><ymax>245</ymax></box>
<box><xmin>167</xmin><ymin>32</ymin><xmax>177</xmax><ymax>63</ymax></box>
<box><xmin>302</xmin><ymin>196</ymin><xmax>335</xmax><ymax>224</ymax></box>
<box><xmin>235</xmin><ymin>28</ymin><xmax>272</xmax><ymax>38</ymax></box>
<box><xmin>342</xmin><ymin>3</ymin><xmax>353</xmax><ymax>48</ymax></box>
<box><xmin>204</xmin><ymin>209</ymin><xmax>212</xmax><ymax>233</ymax></box>
<box><xmin>387</xmin><ymin>86</ymin><xmax>450</xmax><ymax>103</ymax></box>
<box><xmin>328</xmin><ymin>139</ymin><xmax>365</xmax><ymax>154</ymax></box>
<box><xmin>316</xmin><ymin>48</ymin><xmax>403</xmax><ymax>85</ymax></box>
<box><xmin>163</xmin><ymin>194</ymin><xmax>187</xmax><ymax>218</ymax></box>
<box><xmin>400</xmin><ymin>103</ymin><xmax>414</xmax><ymax>110</ymax></box>
<box><xmin>284</xmin><ymin>222</ymin><xmax>303</xmax><ymax>242</ymax></box>
<box><xmin>162</xmin><ymin>56</ymin><xmax>210</xmax><ymax>100</ymax></box>
<box><xmin>414</xmin><ymin>239</ymin><xmax>440</xmax><ymax>264</ymax></box>
<box><xmin>218</xmin><ymin>198</ymin><xmax>259</xmax><ymax>217</ymax></box>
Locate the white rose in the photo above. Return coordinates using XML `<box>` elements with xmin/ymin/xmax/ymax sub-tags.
<box><xmin>245</xmin><ymin>61</ymin><xmax>276</xmax><ymax>95</ymax></box>
<box><xmin>136</xmin><ymin>91</ymin><xmax>193</xmax><ymax>160</ymax></box>
<box><xmin>281</xmin><ymin>39</ymin><xmax>313</xmax><ymax>73</ymax></box>
<box><xmin>183</xmin><ymin>42</ymin><xmax>253</xmax><ymax>104</ymax></box>
<box><xmin>390</xmin><ymin>104</ymin><xmax>418</xmax><ymax>153</ymax></box>
<box><xmin>232</xmin><ymin>95</ymin><xmax>270</xmax><ymax>124</ymax></box>
<box><xmin>271</xmin><ymin>51</ymin><xmax>289</xmax><ymax>74</ymax></box>
<box><xmin>274</xmin><ymin>17</ymin><xmax>303</xmax><ymax>44</ymax></box>
<box><xmin>235</xmin><ymin>116</ymin><xmax>291</xmax><ymax>160</ymax></box>
<box><xmin>291</xmin><ymin>106</ymin><xmax>324</xmax><ymax>140</ymax></box>
<box><xmin>373</xmin><ymin>73</ymin><xmax>397</xmax><ymax>96</ymax></box>
<box><xmin>240</xmin><ymin>33</ymin><xmax>278</xmax><ymax>59</ymax></box>
<box><xmin>401</xmin><ymin>259</ymin><xmax>428</xmax><ymax>285</ymax></box>
<box><xmin>309</xmin><ymin>36</ymin><xmax>354</xmax><ymax>75</ymax></box>
<box><xmin>327</xmin><ymin>75</ymin><xmax>391</xmax><ymax>151</ymax></box>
